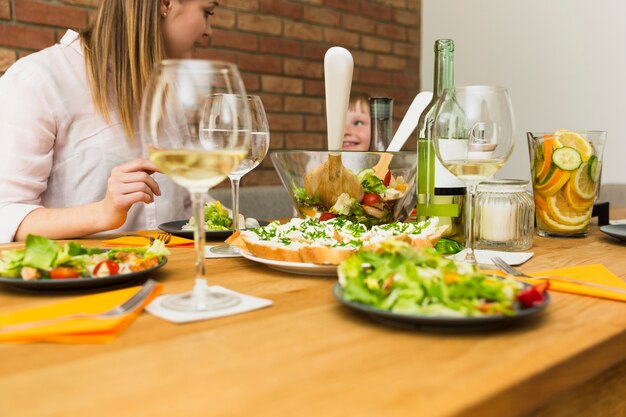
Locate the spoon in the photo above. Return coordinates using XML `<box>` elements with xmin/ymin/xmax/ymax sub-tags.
<box><xmin>304</xmin><ymin>47</ymin><xmax>363</xmax><ymax>208</ymax></box>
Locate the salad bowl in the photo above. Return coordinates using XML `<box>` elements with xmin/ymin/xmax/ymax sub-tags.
<box><xmin>270</xmin><ymin>150</ymin><xmax>417</xmax><ymax>226</ymax></box>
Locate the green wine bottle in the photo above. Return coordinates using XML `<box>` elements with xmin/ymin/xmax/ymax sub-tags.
<box><xmin>416</xmin><ymin>39</ymin><xmax>465</xmax><ymax>238</ymax></box>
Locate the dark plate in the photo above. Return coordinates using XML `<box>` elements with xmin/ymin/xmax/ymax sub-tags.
<box><xmin>333</xmin><ymin>281</ymin><xmax>550</xmax><ymax>331</ymax></box>
<box><xmin>0</xmin><ymin>257</ymin><xmax>167</xmax><ymax>292</ymax></box>
<box><xmin>158</xmin><ymin>220</ymin><xmax>270</xmax><ymax>240</ymax></box>
<box><xmin>600</xmin><ymin>224</ymin><xmax>626</xmax><ymax>242</ymax></box>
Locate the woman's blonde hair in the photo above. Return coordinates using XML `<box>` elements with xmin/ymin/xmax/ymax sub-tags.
<box><xmin>80</xmin><ymin>0</ymin><xmax>165</xmax><ymax>139</ymax></box>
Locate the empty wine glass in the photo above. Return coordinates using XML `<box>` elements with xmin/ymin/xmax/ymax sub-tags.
<box><xmin>432</xmin><ymin>85</ymin><xmax>515</xmax><ymax>263</ymax></box>
<box><xmin>140</xmin><ymin>60</ymin><xmax>251</xmax><ymax>312</ymax></box>
<box><xmin>210</xmin><ymin>95</ymin><xmax>270</xmax><ymax>256</ymax></box>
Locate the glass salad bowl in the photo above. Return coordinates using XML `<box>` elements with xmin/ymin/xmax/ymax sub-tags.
<box><xmin>270</xmin><ymin>150</ymin><xmax>417</xmax><ymax>226</ymax></box>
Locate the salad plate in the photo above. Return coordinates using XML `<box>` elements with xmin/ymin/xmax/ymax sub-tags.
<box><xmin>239</xmin><ymin>250</ymin><xmax>337</xmax><ymax>277</ymax></box>
<box><xmin>0</xmin><ymin>257</ymin><xmax>167</xmax><ymax>292</ymax></box>
<box><xmin>600</xmin><ymin>224</ymin><xmax>626</xmax><ymax>242</ymax></box>
<box><xmin>159</xmin><ymin>220</ymin><xmax>270</xmax><ymax>240</ymax></box>
<box><xmin>332</xmin><ymin>281</ymin><xmax>550</xmax><ymax>331</ymax></box>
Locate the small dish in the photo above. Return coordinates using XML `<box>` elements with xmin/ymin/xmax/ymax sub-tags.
<box><xmin>158</xmin><ymin>220</ymin><xmax>269</xmax><ymax>240</ymax></box>
<box><xmin>600</xmin><ymin>224</ymin><xmax>626</xmax><ymax>242</ymax></box>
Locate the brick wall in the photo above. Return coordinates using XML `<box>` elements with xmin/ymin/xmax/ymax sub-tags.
<box><xmin>0</xmin><ymin>0</ymin><xmax>421</xmax><ymax>187</ymax></box>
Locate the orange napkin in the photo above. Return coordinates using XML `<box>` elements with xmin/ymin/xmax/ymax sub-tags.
<box><xmin>101</xmin><ymin>230</ymin><xmax>194</xmax><ymax>247</ymax></box>
<box><xmin>0</xmin><ymin>283</ymin><xmax>163</xmax><ymax>344</ymax></box>
<box><xmin>487</xmin><ymin>264</ymin><xmax>626</xmax><ymax>302</ymax></box>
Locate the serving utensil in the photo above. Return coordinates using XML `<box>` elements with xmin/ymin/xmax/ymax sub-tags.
<box><xmin>303</xmin><ymin>47</ymin><xmax>363</xmax><ymax>208</ymax></box>
<box><xmin>0</xmin><ymin>279</ymin><xmax>158</xmax><ymax>334</ymax></box>
<box><xmin>491</xmin><ymin>257</ymin><xmax>626</xmax><ymax>294</ymax></box>
<box><xmin>386</xmin><ymin>91</ymin><xmax>432</xmax><ymax>152</ymax></box>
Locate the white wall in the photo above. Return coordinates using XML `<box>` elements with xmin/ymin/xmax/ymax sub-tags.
<box><xmin>421</xmin><ymin>0</ymin><xmax>625</xmax><ymax>185</ymax></box>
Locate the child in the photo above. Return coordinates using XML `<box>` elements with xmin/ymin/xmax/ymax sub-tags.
<box><xmin>342</xmin><ymin>92</ymin><xmax>371</xmax><ymax>151</ymax></box>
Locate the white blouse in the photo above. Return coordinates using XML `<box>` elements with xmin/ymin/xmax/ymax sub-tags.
<box><xmin>0</xmin><ymin>30</ymin><xmax>191</xmax><ymax>242</ymax></box>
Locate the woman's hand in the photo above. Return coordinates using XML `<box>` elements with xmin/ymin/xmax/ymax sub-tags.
<box><xmin>100</xmin><ymin>159</ymin><xmax>162</xmax><ymax>229</ymax></box>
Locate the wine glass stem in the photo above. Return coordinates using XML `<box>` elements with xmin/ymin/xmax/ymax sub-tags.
<box><xmin>464</xmin><ymin>184</ymin><xmax>477</xmax><ymax>263</ymax></box>
<box><xmin>191</xmin><ymin>192</ymin><xmax>207</xmax><ymax>279</ymax></box>
<box><xmin>230</xmin><ymin>176</ymin><xmax>241</xmax><ymax>232</ymax></box>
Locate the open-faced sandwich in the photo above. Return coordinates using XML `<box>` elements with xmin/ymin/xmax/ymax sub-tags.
<box><xmin>226</xmin><ymin>217</ymin><xmax>448</xmax><ymax>265</ymax></box>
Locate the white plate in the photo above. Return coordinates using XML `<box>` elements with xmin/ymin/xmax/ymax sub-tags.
<box><xmin>239</xmin><ymin>250</ymin><xmax>337</xmax><ymax>277</ymax></box>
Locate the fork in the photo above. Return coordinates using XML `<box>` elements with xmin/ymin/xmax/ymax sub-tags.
<box><xmin>0</xmin><ymin>279</ymin><xmax>158</xmax><ymax>334</ymax></box>
<box><xmin>156</xmin><ymin>232</ymin><xmax>172</xmax><ymax>244</ymax></box>
<box><xmin>491</xmin><ymin>257</ymin><xmax>626</xmax><ymax>294</ymax></box>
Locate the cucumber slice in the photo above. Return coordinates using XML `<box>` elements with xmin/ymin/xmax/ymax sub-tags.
<box><xmin>587</xmin><ymin>155</ymin><xmax>601</xmax><ymax>182</ymax></box>
<box><xmin>552</xmin><ymin>147</ymin><xmax>582</xmax><ymax>171</ymax></box>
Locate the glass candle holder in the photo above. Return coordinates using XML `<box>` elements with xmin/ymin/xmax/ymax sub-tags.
<box><xmin>475</xmin><ymin>179</ymin><xmax>534</xmax><ymax>251</ymax></box>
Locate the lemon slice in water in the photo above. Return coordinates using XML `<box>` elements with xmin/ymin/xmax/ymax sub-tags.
<box><xmin>554</xmin><ymin>130</ymin><xmax>593</xmax><ymax>161</ymax></box>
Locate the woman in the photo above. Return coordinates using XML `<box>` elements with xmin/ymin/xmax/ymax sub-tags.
<box><xmin>342</xmin><ymin>92</ymin><xmax>372</xmax><ymax>151</ymax></box>
<box><xmin>0</xmin><ymin>0</ymin><xmax>219</xmax><ymax>242</ymax></box>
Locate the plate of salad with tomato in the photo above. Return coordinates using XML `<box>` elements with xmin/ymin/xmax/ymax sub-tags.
<box><xmin>159</xmin><ymin>201</ymin><xmax>266</xmax><ymax>239</ymax></box>
<box><xmin>0</xmin><ymin>235</ymin><xmax>169</xmax><ymax>292</ymax></box>
<box><xmin>334</xmin><ymin>239</ymin><xmax>550</xmax><ymax>331</ymax></box>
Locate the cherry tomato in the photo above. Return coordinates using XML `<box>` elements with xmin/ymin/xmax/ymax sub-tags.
<box><xmin>383</xmin><ymin>170</ymin><xmax>392</xmax><ymax>187</ymax></box>
<box><xmin>49</xmin><ymin>267</ymin><xmax>80</xmax><ymax>279</ymax></box>
<box><xmin>361</xmin><ymin>193</ymin><xmax>381</xmax><ymax>206</ymax></box>
<box><xmin>319</xmin><ymin>212</ymin><xmax>337</xmax><ymax>222</ymax></box>
<box><xmin>93</xmin><ymin>260</ymin><xmax>120</xmax><ymax>276</ymax></box>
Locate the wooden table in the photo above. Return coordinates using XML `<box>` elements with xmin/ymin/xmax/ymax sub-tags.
<box><xmin>1</xmin><ymin>210</ymin><xmax>625</xmax><ymax>417</ymax></box>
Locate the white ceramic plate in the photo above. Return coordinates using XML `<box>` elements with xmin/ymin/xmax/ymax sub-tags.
<box><xmin>239</xmin><ymin>250</ymin><xmax>337</xmax><ymax>277</ymax></box>
<box><xmin>600</xmin><ymin>224</ymin><xmax>626</xmax><ymax>242</ymax></box>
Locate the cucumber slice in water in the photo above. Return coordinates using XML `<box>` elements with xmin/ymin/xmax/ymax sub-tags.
<box><xmin>552</xmin><ymin>147</ymin><xmax>582</xmax><ymax>171</ymax></box>
<box><xmin>587</xmin><ymin>155</ymin><xmax>601</xmax><ymax>182</ymax></box>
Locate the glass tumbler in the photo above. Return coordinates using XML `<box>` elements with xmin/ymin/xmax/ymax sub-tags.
<box><xmin>527</xmin><ymin>130</ymin><xmax>607</xmax><ymax>237</ymax></box>
<box><xmin>475</xmin><ymin>179</ymin><xmax>534</xmax><ymax>251</ymax></box>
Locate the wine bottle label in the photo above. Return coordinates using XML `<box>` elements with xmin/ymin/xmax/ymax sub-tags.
<box><xmin>415</xmin><ymin>200</ymin><xmax>459</xmax><ymax>217</ymax></box>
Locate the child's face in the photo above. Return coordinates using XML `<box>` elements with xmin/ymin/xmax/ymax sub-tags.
<box><xmin>343</xmin><ymin>101</ymin><xmax>371</xmax><ymax>151</ymax></box>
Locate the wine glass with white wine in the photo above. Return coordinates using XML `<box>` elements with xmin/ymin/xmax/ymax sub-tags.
<box><xmin>140</xmin><ymin>60</ymin><xmax>251</xmax><ymax>312</ymax></box>
<box><xmin>210</xmin><ymin>95</ymin><xmax>270</xmax><ymax>256</ymax></box>
<box><xmin>432</xmin><ymin>85</ymin><xmax>515</xmax><ymax>263</ymax></box>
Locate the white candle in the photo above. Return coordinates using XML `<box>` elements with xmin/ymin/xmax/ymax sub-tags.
<box><xmin>479</xmin><ymin>201</ymin><xmax>516</xmax><ymax>242</ymax></box>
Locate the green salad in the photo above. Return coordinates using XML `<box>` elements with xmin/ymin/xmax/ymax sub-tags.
<box><xmin>293</xmin><ymin>168</ymin><xmax>409</xmax><ymax>228</ymax></box>
<box><xmin>0</xmin><ymin>234</ymin><xmax>169</xmax><ymax>280</ymax></box>
<box><xmin>183</xmin><ymin>201</ymin><xmax>259</xmax><ymax>231</ymax></box>
<box><xmin>338</xmin><ymin>240</ymin><xmax>535</xmax><ymax>317</ymax></box>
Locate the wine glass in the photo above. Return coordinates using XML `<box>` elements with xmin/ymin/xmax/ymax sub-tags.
<box><xmin>432</xmin><ymin>85</ymin><xmax>515</xmax><ymax>263</ymax></box>
<box><xmin>210</xmin><ymin>95</ymin><xmax>270</xmax><ymax>256</ymax></box>
<box><xmin>140</xmin><ymin>60</ymin><xmax>251</xmax><ymax>312</ymax></box>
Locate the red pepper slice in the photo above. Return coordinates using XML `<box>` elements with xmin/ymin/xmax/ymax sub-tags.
<box><xmin>383</xmin><ymin>170</ymin><xmax>392</xmax><ymax>187</ymax></box>
<box><xmin>93</xmin><ymin>260</ymin><xmax>120</xmax><ymax>276</ymax></box>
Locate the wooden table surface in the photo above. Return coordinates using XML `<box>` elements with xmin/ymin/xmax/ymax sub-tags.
<box><xmin>1</xmin><ymin>209</ymin><xmax>625</xmax><ymax>417</ymax></box>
